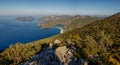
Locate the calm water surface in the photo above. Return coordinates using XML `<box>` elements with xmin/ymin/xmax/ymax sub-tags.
<box><xmin>0</xmin><ymin>16</ymin><xmax>60</xmax><ymax>50</ymax></box>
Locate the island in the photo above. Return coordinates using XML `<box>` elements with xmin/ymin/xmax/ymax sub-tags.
<box><xmin>15</xmin><ymin>17</ymin><xmax>35</xmax><ymax>21</ymax></box>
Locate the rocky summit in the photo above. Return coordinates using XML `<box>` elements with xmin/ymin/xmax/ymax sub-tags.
<box><xmin>21</xmin><ymin>44</ymin><xmax>87</xmax><ymax>65</ymax></box>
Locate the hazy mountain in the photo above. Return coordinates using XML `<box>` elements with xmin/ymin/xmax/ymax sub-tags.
<box><xmin>39</xmin><ymin>15</ymin><xmax>101</xmax><ymax>31</ymax></box>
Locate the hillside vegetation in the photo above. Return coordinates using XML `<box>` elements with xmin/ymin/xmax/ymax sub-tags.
<box><xmin>0</xmin><ymin>13</ymin><xmax>120</xmax><ymax>65</ymax></box>
<box><xmin>54</xmin><ymin>12</ymin><xmax>120</xmax><ymax>65</ymax></box>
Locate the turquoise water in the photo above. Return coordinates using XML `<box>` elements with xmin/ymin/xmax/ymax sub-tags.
<box><xmin>0</xmin><ymin>16</ymin><xmax>60</xmax><ymax>50</ymax></box>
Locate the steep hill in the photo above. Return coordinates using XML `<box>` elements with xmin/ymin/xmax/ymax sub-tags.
<box><xmin>58</xmin><ymin>12</ymin><xmax>120</xmax><ymax>43</ymax></box>
<box><xmin>38</xmin><ymin>12</ymin><xmax>120</xmax><ymax>65</ymax></box>
<box><xmin>52</xmin><ymin>12</ymin><xmax>120</xmax><ymax>65</ymax></box>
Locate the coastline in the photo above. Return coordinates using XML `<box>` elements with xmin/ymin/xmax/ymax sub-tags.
<box><xmin>60</xmin><ymin>28</ymin><xmax>64</xmax><ymax>33</ymax></box>
<box><xmin>56</xmin><ymin>27</ymin><xmax>64</xmax><ymax>33</ymax></box>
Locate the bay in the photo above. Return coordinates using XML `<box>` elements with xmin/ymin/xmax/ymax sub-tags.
<box><xmin>0</xmin><ymin>16</ymin><xmax>60</xmax><ymax>50</ymax></box>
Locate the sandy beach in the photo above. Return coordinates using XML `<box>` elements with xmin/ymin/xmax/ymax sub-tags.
<box><xmin>56</xmin><ymin>27</ymin><xmax>64</xmax><ymax>33</ymax></box>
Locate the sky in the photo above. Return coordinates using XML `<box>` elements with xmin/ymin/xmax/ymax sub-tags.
<box><xmin>0</xmin><ymin>0</ymin><xmax>120</xmax><ymax>16</ymax></box>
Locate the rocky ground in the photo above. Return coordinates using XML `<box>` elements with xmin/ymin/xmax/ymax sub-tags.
<box><xmin>20</xmin><ymin>43</ymin><xmax>88</xmax><ymax>65</ymax></box>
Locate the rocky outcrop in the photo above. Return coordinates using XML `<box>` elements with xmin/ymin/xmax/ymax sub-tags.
<box><xmin>55</xmin><ymin>46</ymin><xmax>73</xmax><ymax>65</ymax></box>
<box><xmin>21</xmin><ymin>44</ymin><xmax>88</xmax><ymax>65</ymax></box>
<box><xmin>21</xmin><ymin>47</ymin><xmax>62</xmax><ymax>65</ymax></box>
<box><xmin>54</xmin><ymin>39</ymin><xmax>61</xmax><ymax>44</ymax></box>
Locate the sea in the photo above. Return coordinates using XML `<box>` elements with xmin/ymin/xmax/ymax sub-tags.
<box><xmin>0</xmin><ymin>16</ymin><xmax>60</xmax><ymax>50</ymax></box>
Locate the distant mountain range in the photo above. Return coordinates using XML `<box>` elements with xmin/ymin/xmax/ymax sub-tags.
<box><xmin>39</xmin><ymin>15</ymin><xmax>102</xmax><ymax>31</ymax></box>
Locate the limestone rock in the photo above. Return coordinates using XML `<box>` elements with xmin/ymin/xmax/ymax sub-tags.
<box><xmin>29</xmin><ymin>61</ymin><xmax>38</xmax><ymax>65</ymax></box>
<box><xmin>54</xmin><ymin>39</ymin><xmax>61</xmax><ymax>44</ymax></box>
<box><xmin>55</xmin><ymin>46</ymin><xmax>73</xmax><ymax>65</ymax></box>
<box><xmin>49</xmin><ymin>43</ymin><xmax>53</xmax><ymax>48</ymax></box>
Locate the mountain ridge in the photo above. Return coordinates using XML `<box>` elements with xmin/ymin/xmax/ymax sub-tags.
<box><xmin>39</xmin><ymin>15</ymin><xmax>101</xmax><ymax>31</ymax></box>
